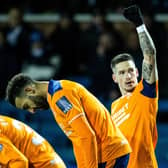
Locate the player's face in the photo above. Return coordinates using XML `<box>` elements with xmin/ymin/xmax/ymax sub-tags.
<box><xmin>15</xmin><ymin>95</ymin><xmax>49</xmax><ymax>113</ymax></box>
<box><xmin>113</xmin><ymin>60</ymin><xmax>138</xmax><ymax>95</ymax></box>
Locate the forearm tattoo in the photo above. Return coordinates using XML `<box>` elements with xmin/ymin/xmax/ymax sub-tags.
<box><xmin>142</xmin><ymin>62</ymin><xmax>153</xmax><ymax>81</ymax></box>
<box><xmin>138</xmin><ymin>31</ymin><xmax>155</xmax><ymax>57</ymax></box>
<box><xmin>138</xmin><ymin>31</ymin><xmax>156</xmax><ymax>80</ymax></box>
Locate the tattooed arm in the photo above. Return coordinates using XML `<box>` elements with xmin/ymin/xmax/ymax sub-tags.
<box><xmin>137</xmin><ymin>25</ymin><xmax>158</xmax><ymax>84</ymax></box>
<box><xmin>123</xmin><ymin>5</ymin><xmax>158</xmax><ymax>84</ymax></box>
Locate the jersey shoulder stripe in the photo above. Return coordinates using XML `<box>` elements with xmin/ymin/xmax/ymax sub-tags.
<box><xmin>48</xmin><ymin>80</ymin><xmax>62</xmax><ymax>96</ymax></box>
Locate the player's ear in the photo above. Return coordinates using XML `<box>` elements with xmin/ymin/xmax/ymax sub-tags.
<box><xmin>112</xmin><ymin>74</ymin><xmax>118</xmax><ymax>83</ymax></box>
<box><xmin>24</xmin><ymin>85</ymin><xmax>36</xmax><ymax>95</ymax></box>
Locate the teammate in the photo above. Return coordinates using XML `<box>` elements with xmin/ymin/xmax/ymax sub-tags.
<box><xmin>0</xmin><ymin>115</ymin><xmax>66</xmax><ymax>168</ymax></box>
<box><xmin>6</xmin><ymin>74</ymin><xmax>131</xmax><ymax>168</ymax></box>
<box><xmin>110</xmin><ymin>5</ymin><xmax>158</xmax><ymax>168</ymax></box>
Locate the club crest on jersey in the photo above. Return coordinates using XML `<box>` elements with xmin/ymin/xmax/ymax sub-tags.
<box><xmin>56</xmin><ymin>96</ymin><xmax>73</xmax><ymax>114</ymax></box>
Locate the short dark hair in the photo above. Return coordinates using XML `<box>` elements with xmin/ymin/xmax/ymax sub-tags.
<box><xmin>111</xmin><ymin>53</ymin><xmax>135</xmax><ymax>72</ymax></box>
<box><xmin>6</xmin><ymin>73</ymin><xmax>33</xmax><ymax>106</ymax></box>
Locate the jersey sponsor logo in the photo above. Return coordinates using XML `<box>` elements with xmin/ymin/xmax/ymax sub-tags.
<box><xmin>112</xmin><ymin>103</ymin><xmax>130</xmax><ymax>126</ymax></box>
<box><xmin>56</xmin><ymin>96</ymin><xmax>73</xmax><ymax>114</ymax></box>
<box><xmin>115</xmin><ymin>113</ymin><xmax>130</xmax><ymax>126</ymax></box>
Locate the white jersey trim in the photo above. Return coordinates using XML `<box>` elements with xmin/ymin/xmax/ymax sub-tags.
<box><xmin>68</xmin><ymin>113</ymin><xmax>84</xmax><ymax>124</ymax></box>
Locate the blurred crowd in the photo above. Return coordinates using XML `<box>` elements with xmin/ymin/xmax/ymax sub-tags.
<box><xmin>0</xmin><ymin>0</ymin><xmax>168</xmax><ymax>13</ymax></box>
<box><xmin>0</xmin><ymin>3</ymin><xmax>168</xmax><ymax>109</ymax></box>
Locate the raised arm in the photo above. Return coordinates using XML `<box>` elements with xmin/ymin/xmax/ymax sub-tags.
<box><xmin>123</xmin><ymin>5</ymin><xmax>158</xmax><ymax>84</ymax></box>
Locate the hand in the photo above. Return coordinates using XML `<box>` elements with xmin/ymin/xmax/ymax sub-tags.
<box><xmin>123</xmin><ymin>5</ymin><xmax>144</xmax><ymax>27</ymax></box>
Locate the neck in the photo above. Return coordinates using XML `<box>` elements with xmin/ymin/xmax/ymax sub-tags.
<box><xmin>121</xmin><ymin>90</ymin><xmax>128</xmax><ymax>96</ymax></box>
<box><xmin>121</xmin><ymin>87</ymin><xmax>136</xmax><ymax>96</ymax></box>
<box><xmin>36</xmin><ymin>81</ymin><xmax>49</xmax><ymax>97</ymax></box>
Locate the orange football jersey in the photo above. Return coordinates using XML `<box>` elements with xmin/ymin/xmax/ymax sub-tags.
<box><xmin>0</xmin><ymin>115</ymin><xmax>66</xmax><ymax>168</ymax></box>
<box><xmin>111</xmin><ymin>80</ymin><xmax>158</xmax><ymax>168</ymax></box>
<box><xmin>47</xmin><ymin>80</ymin><xmax>131</xmax><ymax>168</ymax></box>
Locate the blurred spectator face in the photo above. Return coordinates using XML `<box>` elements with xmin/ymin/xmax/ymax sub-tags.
<box><xmin>113</xmin><ymin>23</ymin><xmax>124</xmax><ymax>32</ymax></box>
<box><xmin>113</xmin><ymin>22</ymin><xmax>134</xmax><ymax>39</ymax></box>
<box><xmin>97</xmin><ymin>33</ymin><xmax>116</xmax><ymax>56</ymax></box>
<box><xmin>79</xmin><ymin>22</ymin><xmax>92</xmax><ymax>31</ymax></box>
<box><xmin>42</xmin><ymin>23</ymin><xmax>58</xmax><ymax>38</ymax></box>
<box><xmin>31</xmin><ymin>41</ymin><xmax>44</xmax><ymax>58</ymax></box>
<box><xmin>99</xmin><ymin>33</ymin><xmax>112</xmax><ymax>49</ymax></box>
<box><xmin>93</xmin><ymin>14</ymin><xmax>104</xmax><ymax>31</ymax></box>
<box><xmin>8</xmin><ymin>8</ymin><xmax>22</xmax><ymax>28</ymax></box>
<box><xmin>97</xmin><ymin>33</ymin><xmax>115</xmax><ymax>56</ymax></box>
<box><xmin>126</xmin><ymin>31</ymin><xmax>139</xmax><ymax>50</ymax></box>
<box><xmin>60</xmin><ymin>16</ymin><xmax>71</xmax><ymax>29</ymax></box>
<box><xmin>30</xmin><ymin>31</ymin><xmax>45</xmax><ymax>58</ymax></box>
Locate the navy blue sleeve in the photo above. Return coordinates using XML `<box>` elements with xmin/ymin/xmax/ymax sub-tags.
<box><xmin>48</xmin><ymin>80</ymin><xmax>62</xmax><ymax>96</ymax></box>
<box><xmin>140</xmin><ymin>80</ymin><xmax>157</xmax><ymax>98</ymax></box>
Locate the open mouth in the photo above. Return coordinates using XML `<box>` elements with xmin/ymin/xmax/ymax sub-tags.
<box><xmin>125</xmin><ymin>81</ymin><xmax>134</xmax><ymax>86</ymax></box>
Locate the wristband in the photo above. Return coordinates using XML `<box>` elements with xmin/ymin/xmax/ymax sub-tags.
<box><xmin>136</xmin><ymin>24</ymin><xmax>147</xmax><ymax>33</ymax></box>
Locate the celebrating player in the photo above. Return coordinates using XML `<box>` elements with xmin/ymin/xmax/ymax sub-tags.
<box><xmin>110</xmin><ymin>5</ymin><xmax>158</xmax><ymax>168</ymax></box>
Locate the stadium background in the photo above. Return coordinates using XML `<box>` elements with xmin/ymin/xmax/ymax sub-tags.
<box><xmin>0</xmin><ymin>0</ymin><xmax>168</xmax><ymax>167</ymax></box>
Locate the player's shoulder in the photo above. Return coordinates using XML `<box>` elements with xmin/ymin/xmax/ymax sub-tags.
<box><xmin>48</xmin><ymin>79</ymin><xmax>82</xmax><ymax>95</ymax></box>
<box><xmin>0</xmin><ymin>115</ymin><xmax>12</xmax><ymax>123</ymax></box>
<box><xmin>139</xmin><ymin>79</ymin><xmax>158</xmax><ymax>98</ymax></box>
<box><xmin>61</xmin><ymin>80</ymin><xmax>81</xmax><ymax>87</ymax></box>
<box><xmin>60</xmin><ymin>80</ymin><xmax>84</xmax><ymax>95</ymax></box>
<box><xmin>0</xmin><ymin>115</ymin><xmax>26</xmax><ymax>131</ymax></box>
